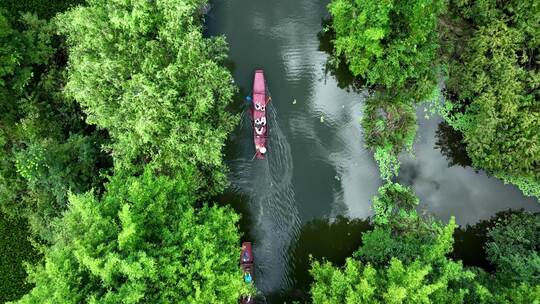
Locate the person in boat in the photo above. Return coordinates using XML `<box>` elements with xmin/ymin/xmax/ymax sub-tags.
<box><xmin>255</xmin><ymin>126</ymin><xmax>265</xmax><ymax>136</ymax></box>
<box><xmin>254</xmin><ymin>103</ymin><xmax>265</xmax><ymax>112</ymax></box>
<box><xmin>241</xmin><ymin>246</ymin><xmax>251</xmax><ymax>263</ymax></box>
<box><xmin>241</xmin><ymin>295</ymin><xmax>253</xmax><ymax>304</ymax></box>
<box><xmin>259</xmin><ymin>146</ymin><xmax>267</xmax><ymax>155</ymax></box>
<box><xmin>254</xmin><ymin>116</ymin><xmax>266</xmax><ymax>127</ymax></box>
<box><xmin>244</xmin><ymin>271</ymin><xmax>252</xmax><ymax>283</ymax></box>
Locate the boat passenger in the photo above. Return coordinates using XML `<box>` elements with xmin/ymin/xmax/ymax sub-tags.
<box><xmin>244</xmin><ymin>272</ymin><xmax>252</xmax><ymax>283</ymax></box>
<box><xmin>259</xmin><ymin>147</ymin><xmax>267</xmax><ymax>154</ymax></box>
<box><xmin>255</xmin><ymin>126</ymin><xmax>264</xmax><ymax>135</ymax></box>
<box><xmin>255</xmin><ymin>116</ymin><xmax>266</xmax><ymax>127</ymax></box>
<box><xmin>241</xmin><ymin>249</ymin><xmax>250</xmax><ymax>262</ymax></box>
<box><xmin>255</xmin><ymin>103</ymin><xmax>266</xmax><ymax>112</ymax></box>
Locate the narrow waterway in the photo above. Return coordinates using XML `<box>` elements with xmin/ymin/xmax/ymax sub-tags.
<box><xmin>206</xmin><ymin>0</ymin><xmax>540</xmax><ymax>302</ymax></box>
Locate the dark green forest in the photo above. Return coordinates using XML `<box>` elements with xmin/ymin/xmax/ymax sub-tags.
<box><xmin>1</xmin><ymin>0</ymin><xmax>247</xmax><ymax>302</ymax></box>
<box><xmin>0</xmin><ymin>0</ymin><xmax>538</xmax><ymax>303</ymax></box>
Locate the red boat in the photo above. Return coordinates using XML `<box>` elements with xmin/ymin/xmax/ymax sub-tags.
<box><xmin>252</xmin><ymin>69</ymin><xmax>269</xmax><ymax>160</ymax></box>
<box><xmin>240</xmin><ymin>242</ymin><xmax>254</xmax><ymax>304</ymax></box>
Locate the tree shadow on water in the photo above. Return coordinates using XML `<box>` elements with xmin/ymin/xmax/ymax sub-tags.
<box><xmin>435</xmin><ymin>121</ymin><xmax>472</xmax><ymax>168</ymax></box>
<box><xmin>317</xmin><ymin>17</ymin><xmax>367</xmax><ymax>93</ymax></box>
<box><xmin>267</xmin><ymin>216</ymin><xmax>372</xmax><ymax>303</ymax></box>
<box><xmin>452</xmin><ymin>209</ymin><xmax>533</xmax><ymax>272</ymax></box>
<box><xmin>213</xmin><ymin>190</ymin><xmax>255</xmax><ymax>243</ymax></box>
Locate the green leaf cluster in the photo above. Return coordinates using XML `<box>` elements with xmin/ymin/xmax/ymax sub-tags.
<box><xmin>56</xmin><ymin>0</ymin><xmax>239</xmax><ymax>196</ymax></box>
<box><xmin>310</xmin><ymin>187</ymin><xmax>474</xmax><ymax>303</ymax></box>
<box><xmin>485</xmin><ymin>212</ymin><xmax>540</xmax><ymax>285</ymax></box>
<box><xmin>0</xmin><ymin>8</ymin><xmax>110</xmax><ymax>237</ymax></box>
<box><xmin>362</xmin><ymin>92</ymin><xmax>417</xmax><ymax>180</ymax></box>
<box><xmin>311</xmin><ymin>255</ymin><xmax>473</xmax><ymax>304</ymax></box>
<box><xmin>328</xmin><ymin>0</ymin><xmax>446</xmax><ymax>100</ymax></box>
<box><xmin>371</xmin><ymin>183</ymin><xmax>419</xmax><ymax>226</ymax></box>
<box><xmin>0</xmin><ymin>213</ymin><xmax>39</xmax><ymax>303</ymax></box>
<box><xmin>465</xmin><ymin>211</ymin><xmax>540</xmax><ymax>303</ymax></box>
<box><xmin>310</xmin><ymin>183</ymin><xmax>540</xmax><ymax>303</ymax></box>
<box><xmin>17</xmin><ymin>169</ymin><xmax>249</xmax><ymax>304</ymax></box>
<box><xmin>442</xmin><ymin>0</ymin><xmax>540</xmax><ymax>198</ymax></box>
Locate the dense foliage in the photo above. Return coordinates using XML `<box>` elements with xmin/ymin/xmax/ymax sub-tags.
<box><xmin>310</xmin><ymin>184</ymin><xmax>540</xmax><ymax>303</ymax></box>
<box><xmin>311</xmin><ymin>255</ymin><xmax>472</xmax><ymax>304</ymax></box>
<box><xmin>57</xmin><ymin>0</ymin><xmax>238</xmax><ymax>196</ymax></box>
<box><xmin>470</xmin><ymin>211</ymin><xmax>540</xmax><ymax>303</ymax></box>
<box><xmin>362</xmin><ymin>94</ymin><xmax>417</xmax><ymax>180</ymax></box>
<box><xmin>1</xmin><ymin>0</ymin><xmax>247</xmax><ymax>302</ymax></box>
<box><xmin>316</xmin><ymin>0</ymin><xmax>539</xmax><ymax>302</ymax></box>
<box><xmin>0</xmin><ymin>6</ymin><xmax>109</xmax><ymax>239</ymax></box>
<box><xmin>328</xmin><ymin>0</ymin><xmax>445</xmax><ymax>99</ymax></box>
<box><xmin>0</xmin><ymin>214</ymin><xmax>39</xmax><ymax>303</ymax></box>
<box><xmin>441</xmin><ymin>0</ymin><xmax>540</xmax><ymax>198</ymax></box>
<box><xmin>310</xmin><ymin>185</ymin><xmax>475</xmax><ymax>303</ymax></box>
<box><xmin>2</xmin><ymin>0</ymin><xmax>538</xmax><ymax>302</ymax></box>
<box><xmin>1</xmin><ymin>0</ymin><xmax>83</xmax><ymax>20</ymax></box>
<box><xmin>485</xmin><ymin>212</ymin><xmax>540</xmax><ymax>285</ymax></box>
<box><xmin>18</xmin><ymin>169</ymin><xmax>249</xmax><ymax>303</ymax></box>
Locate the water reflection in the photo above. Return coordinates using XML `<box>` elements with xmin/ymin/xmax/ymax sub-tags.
<box><xmin>435</xmin><ymin>121</ymin><xmax>472</xmax><ymax>168</ymax></box>
<box><xmin>398</xmin><ymin>109</ymin><xmax>540</xmax><ymax>225</ymax></box>
<box><xmin>317</xmin><ymin>17</ymin><xmax>366</xmax><ymax>92</ymax></box>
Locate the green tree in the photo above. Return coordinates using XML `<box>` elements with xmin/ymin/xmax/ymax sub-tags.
<box><xmin>328</xmin><ymin>0</ymin><xmax>446</xmax><ymax>100</ymax></box>
<box><xmin>311</xmin><ymin>255</ymin><xmax>473</xmax><ymax>304</ymax></box>
<box><xmin>0</xmin><ymin>9</ymin><xmax>53</xmax><ymax>217</ymax></box>
<box><xmin>0</xmin><ymin>8</ymin><xmax>109</xmax><ymax>238</ymax></box>
<box><xmin>357</xmin><ymin>183</ymin><xmax>458</xmax><ymax>267</ymax></box>
<box><xmin>468</xmin><ymin>211</ymin><xmax>540</xmax><ymax>303</ymax></box>
<box><xmin>17</xmin><ymin>168</ymin><xmax>249</xmax><ymax>304</ymax></box>
<box><xmin>310</xmin><ymin>214</ymin><xmax>474</xmax><ymax>303</ymax></box>
<box><xmin>327</xmin><ymin>0</ymin><xmax>445</xmax><ymax>180</ymax></box>
<box><xmin>56</xmin><ymin>0</ymin><xmax>239</xmax><ymax>196</ymax></box>
<box><xmin>441</xmin><ymin>0</ymin><xmax>540</xmax><ymax>199</ymax></box>
<box><xmin>485</xmin><ymin>212</ymin><xmax>540</xmax><ymax>285</ymax></box>
<box><xmin>310</xmin><ymin>183</ymin><xmax>475</xmax><ymax>303</ymax></box>
<box><xmin>362</xmin><ymin>92</ymin><xmax>417</xmax><ymax>181</ymax></box>
<box><xmin>0</xmin><ymin>213</ymin><xmax>39</xmax><ymax>303</ymax></box>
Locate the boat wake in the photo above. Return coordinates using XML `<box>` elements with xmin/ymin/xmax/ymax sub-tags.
<box><xmin>228</xmin><ymin>105</ymin><xmax>301</xmax><ymax>296</ymax></box>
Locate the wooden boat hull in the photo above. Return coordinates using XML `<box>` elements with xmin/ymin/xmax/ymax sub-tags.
<box><xmin>240</xmin><ymin>242</ymin><xmax>254</xmax><ymax>304</ymax></box>
<box><xmin>252</xmin><ymin>69</ymin><xmax>268</xmax><ymax>160</ymax></box>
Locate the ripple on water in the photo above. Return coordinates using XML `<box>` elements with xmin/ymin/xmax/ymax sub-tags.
<box><xmin>227</xmin><ymin>105</ymin><xmax>301</xmax><ymax>295</ymax></box>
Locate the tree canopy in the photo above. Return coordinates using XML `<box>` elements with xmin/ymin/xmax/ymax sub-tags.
<box><xmin>310</xmin><ymin>184</ymin><xmax>540</xmax><ymax>304</ymax></box>
<box><xmin>310</xmin><ymin>184</ymin><xmax>475</xmax><ymax>303</ymax></box>
<box><xmin>0</xmin><ymin>8</ymin><xmax>110</xmax><ymax>238</ymax></box>
<box><xmin>328</xmin><ymin>0</ymin><xmax>446</xmax><ymax>180</ymax></box>
<box><xmin>442</xmin><ymin>0</ymin><xmax>540</xmax><ymax>198</ymax></box>
<box><xmin>1</xmin><ymin>0</ymin><xmax>247</xmax><ymax>302</ymax></box>
<box><xmin>56</xmin><ymin>0</ymin><xmax>239</xmax><ymax>196</ymax></box>
<box><xmin>18</xmin><ymin>169</ymin><xmax>249</xmax><ymax>304</ymax></box>
<box><xmin>485</xmin><ymin>212</ymin><xmax>540</xmax><ymax>285</ymax></box>
<box><xmin>328</xmin><ymin>0</ymin><xmax>446</xmax><ymax>100</ymax></box>
<box><xmin>0</xmin><ymin>213</ymin><xmax>38</xmax><ymax>303</ymax></box>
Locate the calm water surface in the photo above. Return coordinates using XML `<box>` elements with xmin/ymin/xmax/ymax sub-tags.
<box><xmin>206</xmin><ymin>0</ymin><xmax>539</xmax><ymax>302</ymax></box>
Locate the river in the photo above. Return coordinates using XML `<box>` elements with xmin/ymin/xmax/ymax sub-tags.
<box><xmin>205</xmin><ymin>0</ymin><xmax>540</xmax><ymax>302</ymax></box>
